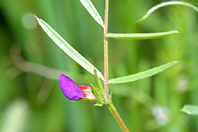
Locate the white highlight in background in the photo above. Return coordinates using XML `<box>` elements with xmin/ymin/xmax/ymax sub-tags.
<box><xmin>152</xmin><ymin>106</ymin><xmax>169</xmax><ymax>125</ymax></box>
<box><xmin>22</xmin><ymin>13</ymin><xmax>37</xmax><ymax>29</ymax></box>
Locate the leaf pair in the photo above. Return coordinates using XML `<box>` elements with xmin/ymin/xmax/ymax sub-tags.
<box><xmin>35</xmin><ymin>0</ymin><xmax>198</xmax><ymax>84</ymax></box>
<box><xmin>80</xmin><ymin>0</ymin><xmax>180</xmax><ymax>39</ymax></box>
<box><xmin>35</xmin><ymin>16</ymin><xmax>178</xmax><ymax>84</ymax></box>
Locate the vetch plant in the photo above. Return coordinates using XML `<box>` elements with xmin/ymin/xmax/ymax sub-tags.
<box><xmin>35</xmin><ymin>0</ymin><xmax>198</xmax><ymax>131</ymax></box>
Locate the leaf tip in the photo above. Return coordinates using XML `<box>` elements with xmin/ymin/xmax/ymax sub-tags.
<box><xmin>174</xmin><ymin>60</ymin><xmax>179</xmax><ymax>64</ymax></box>
<box><xmin>34</xmin><ymin>15</ymin><xmax>42</xmax><ymax>25</ymax></box>
<box><xmin>172</xmin><ymin>30</ymin><xmax>181</xmax><ymax>34</ymax></box>
<box><xmin>177</xmin><ymin>31</ymin><xmax>182</xmax><ymax>34</ymax></box>
<box><xmin>34</xmin><ymin>15</ymin><xmax>39</xmax><ymax>21</ymax></box>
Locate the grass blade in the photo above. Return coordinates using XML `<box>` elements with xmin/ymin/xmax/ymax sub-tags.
<box><xmin>35</xmin><ymin>16</ymin><xmax>104</xmax><ymax>80</ymax></box>
<box><xmin>106</xmin><ymin>30</ymin><xmax>179</xmax><ymax>39</ymax></box>
<box><xmin>108</xmin><ymin>61</ymin><xmax>178</xmax><ymax>84</ymax></box>
<box><xmin>181</xmin><ymin>105</ymin><xmax>198</xmax><ymax>115</ymax></box>
<box><xmin>80</xmin><ymin>0</ymin><xmax>104</xmax><ymax>27</ymax></box>
<box><xmin>137</xmin><ymin>1</ymin><xmax>198</xmax><ymax>23</ymax></box>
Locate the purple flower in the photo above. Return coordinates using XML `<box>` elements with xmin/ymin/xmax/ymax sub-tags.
<box><xmin>60</xmin><ymin>74</ymin><xmax>96</xmax><ymax>101</ymax></box>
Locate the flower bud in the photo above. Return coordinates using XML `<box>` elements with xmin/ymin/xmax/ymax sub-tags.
<box><xmin>60</xmin><ymin>74</ymin><xmax>96</xmax><ymax>101</ymax></box>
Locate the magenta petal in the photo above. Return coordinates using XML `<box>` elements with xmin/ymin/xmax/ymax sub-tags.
<box><xmin>60</xmin><ymin>74</ymin><xmax>84</xmax><ymax>100</ymax></box>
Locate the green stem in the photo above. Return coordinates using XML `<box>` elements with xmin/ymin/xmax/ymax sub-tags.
<box><xmin>104</xmin><ymin>0</ymin><xmax>109</xmax><ymax>98</ymax></box>
<box><xmin>103</xmin><ymin>0</ymin><xmax>129</xmax><ymax>131</ymax></box>
<box><xmin>106</xmin><ymin>101</ymin><xmax>130</xmax><ymax>132</ymax></box>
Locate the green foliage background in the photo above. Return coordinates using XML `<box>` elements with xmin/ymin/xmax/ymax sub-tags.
<box><xmin>0</xmin><ymin>0</ymin><xmax>198</xmax><ymax>132</ymax></box>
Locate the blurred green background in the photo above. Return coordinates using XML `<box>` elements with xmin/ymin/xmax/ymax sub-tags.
<box><xmin>0</xmin><ymin>0</ymin><xmax>198</xmax><ymax>132</ymax></box>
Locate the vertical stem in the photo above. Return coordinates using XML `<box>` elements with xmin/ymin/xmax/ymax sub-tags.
<box><xmin>104</xmin><ymin>0</ymin><xmax>109</xmax><ymax>98</ymax></box>
<box><xmin>103</xmin><ymin>0</ymin><xmax>129</xmax><ymax>131</ymax></box>
<box><xmin>107</xmin><ymin>101</ymin><xmax>129</xmax><ymax>132</ymax></box>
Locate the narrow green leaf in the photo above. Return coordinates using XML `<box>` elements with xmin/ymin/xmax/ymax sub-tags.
<box><xmin>137</xmin><ymin>1</ymin><xmax>198</xmax><ymax>23</ymax></box>
<box><xmin>35</xmin><ymin>16</ymin><xmax>104</xmax><ymax>80</ymax></box>
<box><xmin>181</xmin><ymin>105</ymin><xmax>198</xmax><ymax>115</ymax></box>
<box><xmin>106</xmin><ymin>30</ymin><xmax>179</xmax><ymax>39</ymax></box>
<box><xmin>108</xmin><ymin>61</ymin><xmax>178</xmax><ymax>84</ymax></box>
<box><xmin>80</xmin><ymin>0</ymin><xmax>104</xmax><ymax>27</ymax></box>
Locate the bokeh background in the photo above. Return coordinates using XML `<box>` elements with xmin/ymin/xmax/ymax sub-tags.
<box><xmin>0</xmin><ymin>0</ymin><xmax>198</xmax><ymax>132</ymax></box>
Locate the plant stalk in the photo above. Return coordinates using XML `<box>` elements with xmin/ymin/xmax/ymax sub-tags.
<box><xmin>106</xmin><ymin>101</ymin><xmax>129</xmax><ymax>132</ymax></box>
<box><xmin>104</xmin><ymin>0</ymin><xmax>109</xmax><ymax>98</ymax></box>
<box><xmin>103</xmin><ymin>0</ymin><xmax>129</xmax><ymax>131</ymax></box>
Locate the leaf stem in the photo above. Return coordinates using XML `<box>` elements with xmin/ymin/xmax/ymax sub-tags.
<box><xmin>104</xmin><ymin>0</ymin><xmax>109</xmax><ymax>98</ymax></box>
<box><xmin>106</xmin><ymin>101</ymin><xmax>129</xmax><ymax>132</ymax></box>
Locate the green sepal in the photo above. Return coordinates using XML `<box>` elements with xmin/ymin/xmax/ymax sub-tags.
<box><xmin>94</xmin><ymin>69</ymin><xmax>109</xmax><ymax>104</ymax></box>
<box><xmin>92</xmin><ymin>85</ymin><xmax>104</xmax><ymax>104</ymax></box>
<box><xmin>85</xmin><ymin>75</ymin><xmax>105</xmax><ymax>105</ymax></box>
<box><xmin>94</xmin><ymin>69</ymin><xmax>104</xmax><ymax>92</ymax></box>
<box><xmin>109</xmin><ymin>91</ymin><xmax>113</xmax><ymax>100</ymax></box>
